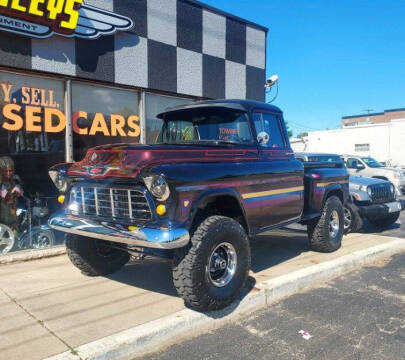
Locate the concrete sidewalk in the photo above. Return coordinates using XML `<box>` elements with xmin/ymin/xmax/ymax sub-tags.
<box><xmin>0</xmin><ymin>231</ymin><xmax>403</xmax><ymax>360</ymax></box>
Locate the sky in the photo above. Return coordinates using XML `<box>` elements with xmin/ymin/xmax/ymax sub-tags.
<box><xmin>202</xmin><ymin>0</ymin><xmax>405</xmax><ymax>137</ymax></box>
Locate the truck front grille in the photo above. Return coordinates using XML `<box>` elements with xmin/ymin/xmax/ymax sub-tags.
<box><xmin>369</xmin><ymin>183</ymin><xmax>395</xmax><ymax>204</ymax></box>
<box><xmin>71</xmin><ymin>186</ymin><xmax>152</xmax><ymax>222</ymax></box>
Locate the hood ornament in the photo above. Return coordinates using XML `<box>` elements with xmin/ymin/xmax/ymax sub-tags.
<box><xmin>90</xmin><ymin>153</ymin><xmax>98</xmax><ymax>162</ymax></box>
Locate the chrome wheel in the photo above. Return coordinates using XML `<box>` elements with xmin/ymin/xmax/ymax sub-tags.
<box><xmin>329</xmin><ymin>210</ymin><xmax>340</xmax><ymax>240</ymax></box>
<box><xmin>31</xmin><ymin>229</ymin><xmax>55</xmax><ymax>250</ymax></box>
<box><xmin>208</xmin><ymin>242</ymin><xmax>237</xmax><ymax>288</ymax></box>
<box><xmin>0</xmin><ymin>224</ymin><xmax>16</xmax><ymax>255</ymax></box>
<box><xmin>343</xmin><ymin>207</ymin><xmax>352</xmax><ymax>231</ymax></box>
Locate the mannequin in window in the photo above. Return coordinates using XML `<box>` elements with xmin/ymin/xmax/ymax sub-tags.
<box><xmin>0</xmin><ymin>157</ymin><xmax>23</xmax><ymax>230</ymax></box>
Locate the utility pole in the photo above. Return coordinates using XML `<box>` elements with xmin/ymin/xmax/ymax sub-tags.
<box><xmin>363</xmin><ymin>109</ymin><xmax>374</xmax><ymax>114</ymax></box>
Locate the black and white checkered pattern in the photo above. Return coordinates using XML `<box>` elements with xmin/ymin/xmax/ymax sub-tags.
<box><xmin>0</xmin><ymin>0</ymin><xmax>267</xmax><ymax>101</ymax></box>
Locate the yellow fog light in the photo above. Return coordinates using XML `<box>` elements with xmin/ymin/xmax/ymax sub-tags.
<box><xmin>156</xmin><ymin>204</ymin><xmax>166</xmax><ymax>216</ymax></box>
<box><xmin>128</xmin><ymin>225</ymin><xmax>138</xmax><ymax>232</ymax></box>
<box><xmin>57</xmin><ymin>195</ymin><xmax>65</xmax><ymax>204</ymax></box>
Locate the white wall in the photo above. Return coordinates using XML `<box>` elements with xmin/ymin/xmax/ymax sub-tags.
<box><xmin>307</xmin><ymin>120</ymin><xmax>405</xmax><ymax>167</ymax></box>
<box><xmin>290</xmin><ymin>137</ymin><xmax>308</xmax><ymax>152</ymax></box>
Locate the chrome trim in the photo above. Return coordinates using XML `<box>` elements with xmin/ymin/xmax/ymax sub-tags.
<box><xmin>110</xmin><ymin>188</ymin><xmax>115</xmax><ymax>218</ymax></box>
<box><xmin>49</xmin><ymin>213</ymin><xmax>190</xmax><ymax>250</ymax></box>
<box><xmin>128</xmin><ymin>190</ymin><xmax>133</xmax><ymax>219</ymax></box>
<box><xmin>71</xmin><ymin>185</ymin><xmax>152</xmax><ymax>222</ymax></box>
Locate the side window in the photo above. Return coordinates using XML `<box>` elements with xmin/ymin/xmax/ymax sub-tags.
<box><xmin>346</xmin><ymin>158</ymin><xmax>359</xmax><ymax>169</ymax></box>
<box><xmin>253</xmin><ymin>112</ymin><xmax>285</xmax><ymax>148</ymax></box>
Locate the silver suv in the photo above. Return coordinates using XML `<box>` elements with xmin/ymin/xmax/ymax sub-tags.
<box><xmin>342</xmin><ymin>155</ymin><xmax>405</xmax><ymax>195</ymax></box>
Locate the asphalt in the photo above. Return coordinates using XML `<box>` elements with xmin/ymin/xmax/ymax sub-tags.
<box><xmin>144</xmin><ymin>252</ymin><xmax>405</xmax><ymax>360</ymax></box>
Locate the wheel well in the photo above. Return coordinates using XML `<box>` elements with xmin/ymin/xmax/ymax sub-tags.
<box><xmin>192</xmin><ymin>195</ymin><xmax>248</xmax><ymax>233</ymax></box>
<box><xmin>326</xmin><ymin>189</ymin><xmax>344</xmax><ymax>204</ymax></box>
<box><xmin>372</xmin><ymin>176</ymin><xmax>388</xmax><ymax>181</ymax></box>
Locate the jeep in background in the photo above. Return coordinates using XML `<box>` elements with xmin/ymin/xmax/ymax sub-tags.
<box><xmin>296</xmin><ymin>153</ymin><xmax>403</xmax><ymax>233</ymax></box>
<box><xmin>49</xmin><ymin>100</ymin><xmax>349</xmax><ymax>311</ymax></box>
<box><xmin>345</xmin><ymin>176</ymin><xmax>403</xmax><ymax>233</ymax></box>
<box><xmin>342</xmin><ymin>155</ymin><xmax>405</xmax><ymax>195</ymax></box>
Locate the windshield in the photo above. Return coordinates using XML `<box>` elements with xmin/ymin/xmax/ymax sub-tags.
<box><xmin>157</xmin><ymin>108</ymin><xmax>252</xmax><ymax>145</ymax></box>
<box><xmin>361</xmin><ymin>157</ymin><xmax>383</xmax><ymax>168</ymax></box>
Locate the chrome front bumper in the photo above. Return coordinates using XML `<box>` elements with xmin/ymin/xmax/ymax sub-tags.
<box><xmin>49</xmin><ymin>213</ymin><xmax>190</xmax><ymax>250</ymax></box>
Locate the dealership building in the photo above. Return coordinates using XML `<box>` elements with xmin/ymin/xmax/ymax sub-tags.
<box><xmin>0</xmin><ymin>0</ymin><xmax>267</xmax><ymax>254</ymax></box>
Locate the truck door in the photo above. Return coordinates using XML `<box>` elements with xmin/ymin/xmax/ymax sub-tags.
<box><xmin>247</xmin><ymin>111</ymin><xmax>304</xmax><ymax>229</ymax></box>
<box><xmin>346</xmin><ymin>157</ymin><xmax>366</xmax><ymax>176</ymax></box>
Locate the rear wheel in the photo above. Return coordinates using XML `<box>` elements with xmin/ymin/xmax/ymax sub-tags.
<box><xmin>66</xmin><ymin>234</ymin><xmax>130</xmax><ymax>276</ymax></box>
<box><xmin>343</xmin><ymin>202</ymin><xmax>363</xmax><ymax>234</ymax></box>
<box><xmin>369</xmin><ymin>212</ymin><xmax>400</xmax><ymax>229</ymax></box>
<box><xmin>308</xmin><ymin>196</ymin><xmax>344</xmax><ymax>253</ymax></box>
<box><xmin>173</xmin><ymin>216</ymin><xmax>250</xmax><ymax>311</ymax></box>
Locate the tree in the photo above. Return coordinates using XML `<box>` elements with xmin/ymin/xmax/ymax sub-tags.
<box><xmin>297</xmin><ymin>132</ymin><xmax>308</xmax><ymax>139</ymax></box>
<box><xmin>285</xmin><ymin>121</ymin><xmax>293</xmax><ymax>138</ymax></box>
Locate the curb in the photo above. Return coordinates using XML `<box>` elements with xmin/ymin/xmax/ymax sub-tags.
<box><xmin>0</xmin><ymin>246</ymin><xmax>66</xmax><ymax>265</ymax></box>
<box><xmin>45</xmin><ymin>238</ymin><xmax>404</xmax><ymax>360</ymax></box>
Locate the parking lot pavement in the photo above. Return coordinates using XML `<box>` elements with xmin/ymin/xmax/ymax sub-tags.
<box><xmin>144</xmin><ymin>252</ymin><xmax>405</xmax><ymax>360</ymax></box>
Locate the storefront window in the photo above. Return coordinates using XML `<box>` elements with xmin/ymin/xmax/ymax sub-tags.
<box><xmin>72</xmin><ymin>83</ymin><xmax>140</xmax><ymax>161</ymax></box>
<box><xmin>0</xmin><ymin>71</ymin><xmax>66</xmax><ymax>255</ymax></box>
<box><xmin>145</xmin><ymin>94</ymin><xmax>192</xmax><ymax>143</ymax></box>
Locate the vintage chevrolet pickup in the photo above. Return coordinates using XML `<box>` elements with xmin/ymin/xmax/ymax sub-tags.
<box><xmin>49</xmin><ymin>100</ymin><xmax>349</xmax><ymax>311</ymax></box>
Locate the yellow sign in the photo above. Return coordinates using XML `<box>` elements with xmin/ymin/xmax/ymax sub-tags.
<box><xmin>0</xmin><ymin>0</ymin><xmax>133</xmax><ymax>39</ymax></box>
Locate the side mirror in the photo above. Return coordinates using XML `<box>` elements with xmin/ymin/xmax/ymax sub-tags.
<box><xmin>356</xmin><ymin>163</ymin><xmax>365</xmax><ymax>170</ymax></box>
<box><xmin>257</xmin><ymin>131</ymin><xmax>269</xmax><ymax>146</ymax></box>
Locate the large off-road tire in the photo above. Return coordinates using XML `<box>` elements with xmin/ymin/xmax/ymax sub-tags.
<box><xmin>66</xmin><ymin>234</ymin><xmax>130</xmax><ymax>276</ymax></box>
<box><xmin>173</xmin><ymin>216</ymin><xmax>251</xmax><ymax>311</ymax></box>
<box><xmin>343</xmin><ymin>202</ymin><xmax>363</xmax><ymax>234</ymax></box>
<box><xmin>369</xmin><ymin>212</ymin><xmax>400</xmax><ymax>229</ymax></box>
<box><xmin>307</xmin><ymin>196</ymin><xmax>344</xmax><ymax>253</ymax></box>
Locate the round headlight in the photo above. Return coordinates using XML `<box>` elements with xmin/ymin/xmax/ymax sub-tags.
<box><xmin>390</xmin><ymin>184</ymin><xmax>395</xmax><ymax>193</ymax></box>
<box><xmin>146</xmin><ymin>176</ymin><xmax>170</xmax><ymax>201</ymax></box>
<box><xmin>367</xmin><ymin>186</ymin><xmax>373</xmax><ymax>197</ymax></box>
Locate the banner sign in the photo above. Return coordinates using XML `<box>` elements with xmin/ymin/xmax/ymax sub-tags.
<box><xmin>0</xmin><ymin>81</ymin><xmax>141</xmax><ymax>138</ymax></box>
<box><xmin>0</xmin><ymin>0</ymin><xmax>134</xmax><ymax>39</ymax></box>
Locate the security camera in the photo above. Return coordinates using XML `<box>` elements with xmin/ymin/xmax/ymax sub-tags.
<box><xmin>265</xmin><ymin>74</ymin><xmax>279</xmax><ymax>88</ymax></box>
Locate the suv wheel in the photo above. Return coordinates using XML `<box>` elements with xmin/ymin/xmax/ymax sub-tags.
<box><xmin>66</xmin><ymin>235</ymin><xmax>130</xmax><ymax>276</ymax></box>
<box><xmin>344</xmin><ymin>202</ymin><xmax>363</xmax><ymax>234</ymax></box>
<box><xmin>173</xmin><ymin>216</ymin><xmax>250</xmax><ymax>311</ymax></box>
<box><xmin>308</xmin><ymin>196</ymin><xmax>344</xmax><ymax>252</ymax></box>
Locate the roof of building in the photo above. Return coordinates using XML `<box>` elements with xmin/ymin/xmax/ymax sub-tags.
<box><xmin>342</xmin><ymin>107</ymin><xmax>405</xmax><ymax>120</ymax></box>
<box><xmin>187</xmin><ymin>0</ymin><xmax>269</xmax><ymax>32</ymax></box>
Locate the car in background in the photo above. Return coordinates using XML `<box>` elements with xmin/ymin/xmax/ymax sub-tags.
<box><xmin>295</xmin><ymin>153</ymin><xmax>403</xmax><ymax>233</ymax></box>
<box><xmin>345</xmin><ymin>176</ymin><xmax>402</xmax><ymax>233</ymax></box>
<box><xmin>341</xmin><ymin>155</ymin><xmax>405</xmax><ymax>195</ymax></box>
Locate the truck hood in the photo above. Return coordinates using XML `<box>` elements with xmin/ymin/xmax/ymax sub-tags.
<box><xmin>68</xmin><ymin>143</ymin><xmax>257</xmax><ymax>179</ymax></box>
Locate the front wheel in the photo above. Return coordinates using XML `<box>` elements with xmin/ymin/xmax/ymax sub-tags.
<box><xmin>66</xmin><ymin>235</ymin><xmax>130</xmax><ymax>276</ymax></box>
<box><xmin>173</xmin><ymin>216</ymin><xmax>251</xmax><ymax>311</ymax></box>
<box><xmin>369</xmin><ymin>212</ymin><xmax>400</xmax><ymax>229</ymax></box>
<box><xmin>308</xmin><ymin>196</ymin><xmax>344</xmax><ymax>253</ymax></box>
